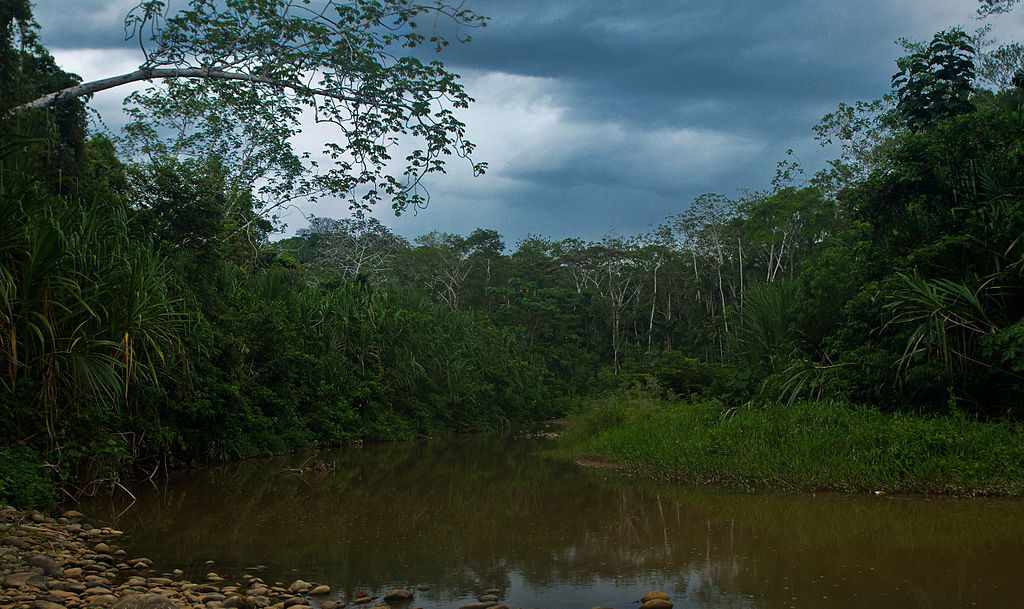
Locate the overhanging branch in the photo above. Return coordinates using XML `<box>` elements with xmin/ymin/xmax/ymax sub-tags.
<box><xmin>11</xmin><ymin>67</ymin><xmax>377</xmax><ymax>113</ymax></box>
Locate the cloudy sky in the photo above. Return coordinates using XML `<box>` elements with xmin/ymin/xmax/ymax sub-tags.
<box><xmin>32</xmin><ymin>0</ymin><xmax>1024</xmax><ymax>246</ymax></box>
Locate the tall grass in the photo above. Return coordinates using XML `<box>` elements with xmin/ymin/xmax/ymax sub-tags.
<box><xmin>563</xmin><ymin>394</ymin><xmax>1024</xmax><ymax>495</ymax></box>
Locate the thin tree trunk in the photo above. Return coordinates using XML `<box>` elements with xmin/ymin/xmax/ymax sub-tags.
<box><xmin>738</xmin><ymin>236</ymin><xmax>744</xmax><ymax>310</ymax></box>
<box><xmin>647</xmin><ymin>262</ymin><xmax>659</xmax><ymax>352</ymax></box>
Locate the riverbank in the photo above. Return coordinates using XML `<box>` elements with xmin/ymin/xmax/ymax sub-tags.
<box><xmin>1</xmin><ymin>503</ymin><xmax>680</xmax><ymax>609</ymax></box>
<box><xmin>0</xmin><ymin>505</ymin><xmax>419</xmax><ymax>609</ymax></box>
<box><xmin>560</xmin><ymin>394</ymin><xmax>1024</xmax><ymax>496</ymax></box>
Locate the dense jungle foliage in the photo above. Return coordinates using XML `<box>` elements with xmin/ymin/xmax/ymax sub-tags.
<box><xmin>3</xmin><ymin>3</ymin><xmax>1024</xmax><ymax>505</ymax></box>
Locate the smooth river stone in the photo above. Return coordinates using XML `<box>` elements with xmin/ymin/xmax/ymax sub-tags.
<box><xmin>45</xmin><ymin>589</ymin><xmax>77</xmax><ymax>602</ymax></box>
<box><xmin>310</xmin><ymin>585</ymin><xmax>331</xmax><ymax>595</ymax></box>
<box><xmin>222</xmin><ymin>595</ymin><xmax>254</xmax><ymax>609</ymax></box>
<box><xmin>112</xmin><ymin>594</ymin><xmax>178</xmax><ymax>609</ymax></box>
<box><xmin>28</xmin><ymin>555</ymin><xmax>64</xmax><ymax>578</ymax></box>
<box><xmin>639</xmin><ymin>600</ymin><xmax>673</xmax><ymax>609</ymax></box>
<box><xmin>641</xmin><ymin>591</ymin><xmax>669</xmax><ymax>603</ymax></box>
<box><xmin>148</xmin><ymin>578</ymin><xmax>174</xmax><ymax>587</ymax></box>
<box><xmin>383</xmin><ymin>590</ymin><xmax>413</xmax><ymax>601</ymax></box>
<box><xmin>2</xmin><ymin>536</ymin><xmax>29</xmax><ymax>548</ymax></box>
<box><xmin>86</xmin><ymin>587</ymin><xmax>114</xmax><ymax>596</ymax></box>
<box><xmin>4</xmin><ymin>572</ymin><xmax>48</xmax><ymax>588</ymax></box>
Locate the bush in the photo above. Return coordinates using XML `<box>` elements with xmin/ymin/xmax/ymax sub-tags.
<box><xmin>0</xmin><ymin>447</ymin><xmax>53</xmax><ymax>508</ymax></box>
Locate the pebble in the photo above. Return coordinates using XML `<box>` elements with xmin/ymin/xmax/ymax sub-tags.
<box><xmin>111</xmin><ymin>593</ymin><xmax>178</xmax><ymax>609</ymax></box>
<box><xmin>222</xmin><ymin>595</ymin><xmax>254</xmax><ymax>609</ymax></box>
<box><xmin>383</xmin><ymin>589</ymin><xmax>413</xmax><ymax>602</ymax></box>
<box><xmin>148</xmin><ymin>578</ymin><xmax>173</xmax><ymax>586</ymax></box>
<box><xmin>5</xmin><ymin>571</ymin><xmax>48</xmax><ymax>588</ymax></box>
<box><xmin>287</xmin><ymin>580</ymin><xmax>310</xmax><ymax>594</ymax></box>
<box><xmin>0</xmin><ymin>505</ymin><xmax>649</xmax><ymax>609</ymax></box>
<box><xmin>28</xmin><ymin>555</ymin><xmax>64</xmax><ymax>578</ymax></box>
<box><xmin>86</xmin><ymin>586</ymin><xmax>115</xmax><ymax>595</ymax></box>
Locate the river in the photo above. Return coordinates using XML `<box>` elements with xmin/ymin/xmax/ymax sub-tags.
<box><xmin>79</xmin><ymin>430</ymin><xmax>1024</xmax><ymax>609</ymax></box>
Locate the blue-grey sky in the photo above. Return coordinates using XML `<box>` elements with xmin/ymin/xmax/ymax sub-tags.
<box><xmin>32</xmin><ymin>0</ymin><xmax>1024</xmax><ymax>245</ymax></box>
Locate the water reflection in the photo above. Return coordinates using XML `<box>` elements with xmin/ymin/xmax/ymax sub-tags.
<box><xmin>80</xmin><ymin>433</ymin><xmax>1024</xmax><ymax>609</ymax></box>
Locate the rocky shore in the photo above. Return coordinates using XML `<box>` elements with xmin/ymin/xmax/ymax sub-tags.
<box><xmin>1</xmin><ymin>505</ymin><xmax>675</xmax><ymax>609</ymax></box>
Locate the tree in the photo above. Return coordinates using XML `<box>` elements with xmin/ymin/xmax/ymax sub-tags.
<box><xmin>811</xmin><ymin>97</ymin><xmax>900</xmax><ymax>198</ymax></box>
<box><xmin>411</xmin><ymin>231</ymin><xmax>477</xmax><ymax>310</ymax></box>
<box><xmin>591</xmin><ymin>235</ymin><xmax>641</xmax><ymax>371</ymax></box>
<box><xmin>10</xmin><ymin>0</ymin><xmax>487</xmax><ymax>217</ymax></box>
<box><xmin>0</xmin><ymin>1</ymin><xmax>89</xmax><ymax>178</ymax></box>
<box><xmin>978</xmin><ymin>0</ymin><xmax>1020</xmax><ymax>16</ymax></box>
<box><xmin>892</xmin><ymin>28</ymin><xmax>976</xmax><ymax>133</ymax></box>
<box><xmin>672</xmin><ymin>193</ymin><xmax>738</xmax><ymax>337</ymax></box>
<box><xmin>978</xmin><ymin>41</ymin><xmax>1024</xmax><ymax>91</ymax></box>
<box><xmin>302</xmin><ymin>216</ymin><xmax>408</xmax><ymax>286</ymax></box>
<box><xmin>740</xmin><ymin>187</ymin><xmax>835</xmax><ymax>283</ymax></box>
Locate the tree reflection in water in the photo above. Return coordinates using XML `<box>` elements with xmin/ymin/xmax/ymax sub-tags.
<box><xmin>82</xmin><ymin>433</ymin><xmax>1024</xmax><ymax>609</ymax></box>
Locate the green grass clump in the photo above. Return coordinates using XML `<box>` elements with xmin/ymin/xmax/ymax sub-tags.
<box><xmin>562</xmin><ymin>394</ymin><xmax>1024</xmax><ymax>495</ymax></box>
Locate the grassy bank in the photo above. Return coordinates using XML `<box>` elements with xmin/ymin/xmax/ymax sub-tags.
<box><xmin>561</xmin><ymin>392</ymin><xmax>1024</xmax><ymax>496</ymax></box>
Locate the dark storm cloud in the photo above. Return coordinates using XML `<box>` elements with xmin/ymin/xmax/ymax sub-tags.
<box><xmin>32</xmin><ymin>0</ymin><xmax>994</xmax><ymax>242</ymax></box>
<box><xmin>34</xmin><ymin>0</ymin><xmax>141</xmax><ymax>50</ymax></box>
<box><xmin>440</xmin><ymin>0</ymin><xmax>904</xmax><ymax>131</ymax></box>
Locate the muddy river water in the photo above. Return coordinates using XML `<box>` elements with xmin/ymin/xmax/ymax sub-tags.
<box><xmin>80</xmin><ymin>432</ymin><xmax>1024</xmax><ymax>609</ymax></box>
